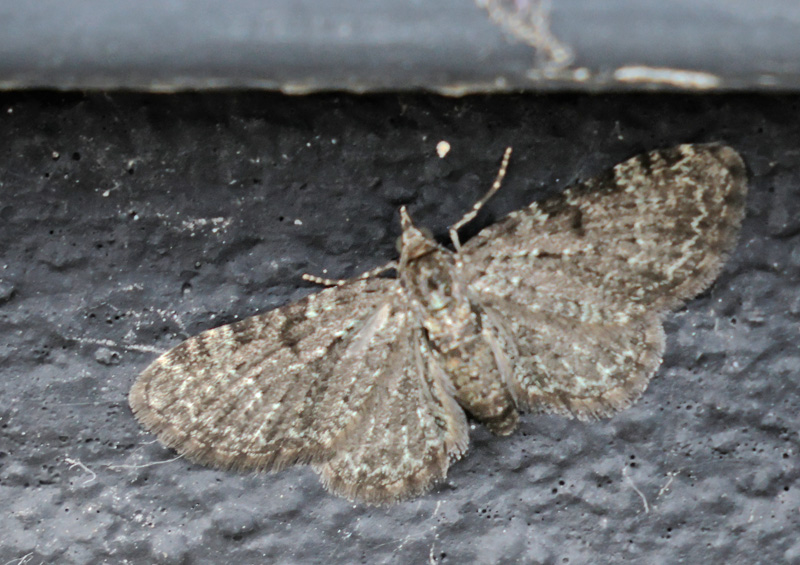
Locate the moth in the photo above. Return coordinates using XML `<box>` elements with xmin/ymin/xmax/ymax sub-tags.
<box><xmin>129</xmin><ymin>144</ymin><xmax>747</xmax><ymax>504</ymax></box>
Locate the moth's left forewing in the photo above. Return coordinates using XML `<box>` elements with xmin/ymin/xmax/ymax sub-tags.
<box><xmin>462</xmin><ymin>143</ymin><xmax>748</xmax><ymax>312</ymax></box>
<box><xmin>588</xmin><ymin>143</ymin><xmax>748</xmax><ymax>310</ymax></box>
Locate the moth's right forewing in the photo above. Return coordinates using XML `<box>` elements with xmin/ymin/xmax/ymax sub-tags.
<box><xmin>129</xmin><ymin>277</ymin><xmax>399</xmax><ymax>472</ymax></box>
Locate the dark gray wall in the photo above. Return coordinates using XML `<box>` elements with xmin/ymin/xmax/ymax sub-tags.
<box><xmin>1</xmin><ymin>91</ymin><xmax>799</xmax><ymax>563</ymax></box>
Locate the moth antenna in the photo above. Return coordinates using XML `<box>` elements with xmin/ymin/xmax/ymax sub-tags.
<box><xmin>302</xmin><ymin>261</ymin><xmax>398</xmax><ymax>287</ymax></box>
<box><xmin>449</xmin><ymin>147</ymin><xmax>512</xmax><ymax>251</ymax></box>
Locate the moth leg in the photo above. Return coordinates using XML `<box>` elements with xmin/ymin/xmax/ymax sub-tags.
<box><xmin>302</xmin><ymin>261</ymin><xmax>398</xmax><ymax>287</ymax></box>
<box><xmin>449</xmin><ymin>146</ymin><xmax>512</xmax><ymax>251</ymax></box>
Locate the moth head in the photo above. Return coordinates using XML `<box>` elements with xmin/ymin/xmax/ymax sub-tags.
<box><xmin>398</xmin><ymin>206</ymin><xmax>438</xmax><ymax>262</ymax></box>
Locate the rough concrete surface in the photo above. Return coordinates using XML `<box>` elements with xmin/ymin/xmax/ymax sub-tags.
<box><xmin>0</xmin><ymin>92</ymin><xmax>798</xmax><ymax>564</ymax></box>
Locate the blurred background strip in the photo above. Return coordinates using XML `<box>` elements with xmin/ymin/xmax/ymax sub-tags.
<box><xmin>0</xmin><ymin>0</ymin><xmax>797</xmax><ymax>93</ymax></box>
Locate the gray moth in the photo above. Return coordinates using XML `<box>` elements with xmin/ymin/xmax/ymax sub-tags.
<box><xmin>129</xmin><ymin>144</ymin><xmax>747</xmax><ymax>505</ymax></box>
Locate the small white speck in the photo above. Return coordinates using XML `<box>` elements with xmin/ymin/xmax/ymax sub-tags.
<box><xmin>572</xmin><ymin>67</ymin><xmax>591</xmax><ymax>82</ymax></box>
<box><xmin>436</xmin><ymin>141</ymin><xmax>451</xmax><ymax>158</ymax></box>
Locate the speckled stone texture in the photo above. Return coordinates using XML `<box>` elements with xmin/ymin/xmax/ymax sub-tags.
<box><xmin>0</xmin><ymin>92</ymin><xmax>798</xmax><ymax>564</ymax></box>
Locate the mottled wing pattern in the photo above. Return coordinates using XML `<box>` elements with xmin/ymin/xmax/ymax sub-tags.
<box><xmin>465</xmin><ymin>145</ymin><xmax>747</xmax><ymax>310</ymax></box>
<box><xmin>131</xmin><ymin>277</ymin><xmax>407</xmax><ymax>472</ymax></box>
<box><xmin>316</xmin><ymin>327</ymin><xmax>469</xmax><ymax>504</ymax></box>
<box><xmin>463</xmin><ymin>144</ymin><xmax>747</xmax><ymax>418</ymax></box>
<box><xmin>482</xmin><ymin>297</ymin><xmax>664</xmax><ymax>419</ymax></box>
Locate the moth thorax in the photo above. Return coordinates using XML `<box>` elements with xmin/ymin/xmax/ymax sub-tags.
<box><xmin>421</xmin><ymin>302</ymin><xmax>476</xmax><ymax>353</ymax></box>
